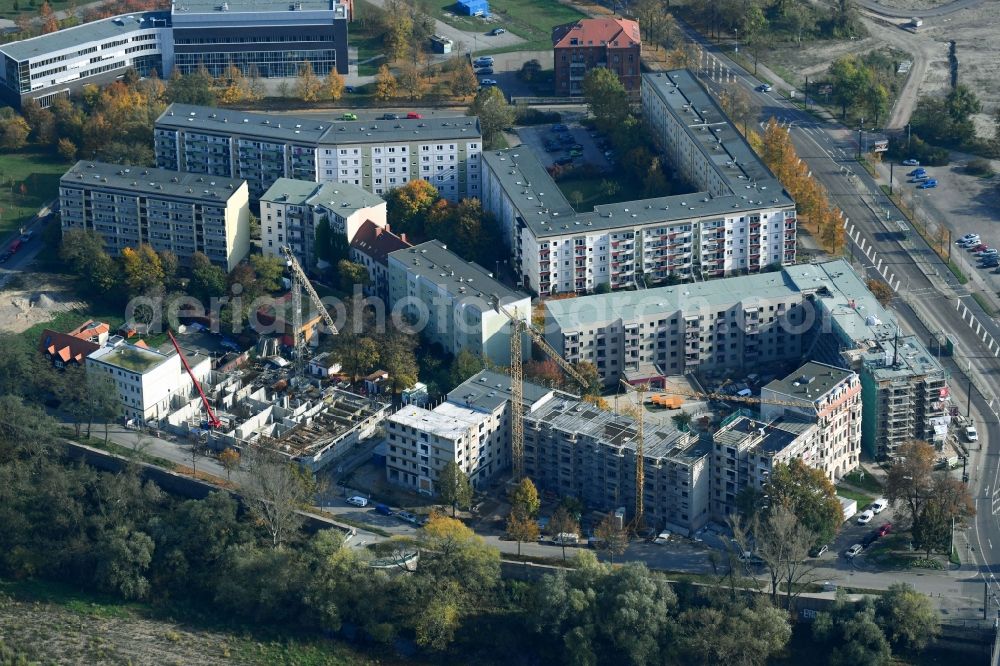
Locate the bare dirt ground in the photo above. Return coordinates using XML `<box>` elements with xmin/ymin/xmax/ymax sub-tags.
<box><xmin>872</xmin><ymin>0</ymin><xmax>961</xmax><ymax>9</ymax></box>
<box><xmin>767</xmin><ymin>2</ymin><xmax>1000</xmax><ymax>133</ymax></box>
<box><xmin>0</xmin><ymin>272</ymin><xmax>83</xmax><ymax>333</ymax></box>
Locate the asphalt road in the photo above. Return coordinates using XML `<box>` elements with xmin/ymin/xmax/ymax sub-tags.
<box><xmin>680</xmin><ymin>26</ymin><xmax>1000</xmax><ymax>613</ymax></box>
<box><xmin>853</xmin><ymin>0</ymin><xmax>985</xmax><ymax>19</ymax></box>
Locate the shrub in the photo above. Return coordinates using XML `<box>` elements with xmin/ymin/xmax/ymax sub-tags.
<box><xmin>966</xmin><ymin>158</ymin><xmax>995</xmax><ymax>177</ymax></box>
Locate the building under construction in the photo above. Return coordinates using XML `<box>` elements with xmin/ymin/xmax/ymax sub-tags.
<box><xmin>165</xmin><ymin>366</ymin><xmax>389</xmax><ymax>471</ymax></box>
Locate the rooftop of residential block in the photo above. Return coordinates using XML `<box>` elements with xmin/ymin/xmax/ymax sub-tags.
<box><xmin>552</xmin><ymin>17</ymin><xmax>641</xmax><ymax>49</ymax></box>
<box><xmin>172</xmin><ymin>0</ymin><xmax>338</xmax><ymax>13</ymax></box>
<box><xmin>61</xmin><ymin>161</ymin><xmax>246</xmax><ymax>204</ymax></box>
<box><xmin>862</xmin><ymin>334</ymin><xmax>946</xmax><ymax>381</ymax></box>
<box><xmin>448</xmin><ymin>370</ymin><xmax>554</xmax><ymax>413</ymax></box>
<box><xmin>713</xmin><ymin>414</ymin><xmax>814</xmax><ymax>456</ymax></box>
<box><xmin>157</xmin><ymin>103</ymin><xmax>482</xmax><ymax>145</ymax></box>
<box><xmin>260</xmin><ymin>177</ymin><xmax>384</xmax><ymax>214</ymax></box>
<box><xmin>388</xmin><ymin>403</ymin><xmax>487</xmax><ymax>441</ymax></box>
<box><xmin>89</xmin><ymin>338</ymin><xmax>172</xmax><ymax>374</ymax></box>
<box><xmin>762</xmin><ymin>361</ymin><xmax>856</xmax><ymax>403</ymax></box>
<box><xmin>0</xmin><ymin>11</ymin><xmax>170</xmax><ymax>61</ymax></box>
<box><xmin>389</xmin><ymin>240</ymin><xmax>526</xmax><ymax>304</ymax></box>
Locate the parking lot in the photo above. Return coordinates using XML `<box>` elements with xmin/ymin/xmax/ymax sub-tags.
<box><xmin>515</xmin><ymin>119</ymin><xmax>614</xmax><ymax>174</ymax></box>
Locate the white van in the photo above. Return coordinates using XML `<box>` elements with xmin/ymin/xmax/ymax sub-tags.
<box><xmin>553</xmin><ymin>532</ymin><xmax>579</xmax><ymax>545</ymax></box>
<box><xmin>870</xmin><ymin>498</ymin><xmax>889</xmax><ymax>514</ymax></box>
<box><xmin>346</xmin><ymin>495</ymin><xmax>368</xmax><ymax>507</ymax></box>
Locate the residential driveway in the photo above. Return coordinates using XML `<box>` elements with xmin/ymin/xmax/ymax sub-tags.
<box><xmin>482</xmin><ymin>50</ymin><xmax>554</xmax><ymax>98</ymax></box>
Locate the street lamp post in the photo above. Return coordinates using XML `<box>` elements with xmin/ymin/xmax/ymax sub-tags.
<box><xmin>857</xmin><ymin>118</ymin><xmax>865</xmax><ymax>159</ymax></box>
<box><xmin>734</xmin><ymin>28</ymin><xmax>738</xmax><ymax>54</ymax></box>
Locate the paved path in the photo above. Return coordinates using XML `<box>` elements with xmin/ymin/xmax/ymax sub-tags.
<box><xmin>854</xmin><ymin>0</ymin><xmax>984</xmax><ymax>19</ymax></box>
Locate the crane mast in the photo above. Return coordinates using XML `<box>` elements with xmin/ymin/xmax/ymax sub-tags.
<box><xmin>279</xmin><ymin>246</ymin><xmax>339</xmax><ymax>373</ymax></box>
<box><xmin>509</xmin><ymin>314</ymin><xmax>525</xmax><ymax>480</ymax></box>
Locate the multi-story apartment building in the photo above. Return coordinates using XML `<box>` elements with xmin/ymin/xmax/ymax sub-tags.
<box><xmin>543</xmin><ymin>270</ymin><xmax>813</xmax><ymax>386</ymax></box>
<box><xmin>760</xmin><ymin>361</ymin><xmax>862</xmax><ymax>481</ymax></box>
<box><xmin>385</xmin><ymin>369</ymin><xmax>552</xmax><ymax>493</ymax></box>
<box><xmin>0</xmin><ymin>11</ymin><xmax>172</xmax><ymax>108</ymax></box>
<box><xmin>87</xmin><ymin>335</ymin><xmax>211</xmax><ymax>422</ymax></box>
<box><xmin>259</xmin><ymin>177</ymin><xmax>386</xmax><ymax>266</ymax></box>
<box><xmin>170</xmin><ymin>0</ymin><xmax>348</xmax><ymax>78</ymax></box>
<box><xmin>545</xmin><ymin>258</ymin><xmax>952</xmax><ymax>460</ymax></box>
<box><xmin>155</xmin><ymin>103</ymin><xmax>483</xmax><ymax>200</ymax></box>
<box><xmin>856</xmin><ymin>336</ymin><xmax>949</xmax><ymax>459</ymax></box>
<box><xmin>524</xmin><ymin>394</ymin><xmax>712</xmax><ymax>534</ymax></box>
<box><xmin>480</xmin><ymin>71</ymin><xmax>796</xmax><ymax>295</ymax></box>
<box><xmin>59</xmin><ymin>161</ymin><xmax>250</xmax><ymax>271</ymax></box>
<box><xmin>552</xmin><ymin>18</ymin><xmax>641</xmax><ymax>96</ymax></box>
<box><xmin>349</xmin><ymin>220</ymin><xmax>410</xmax><ymax>300</ymax></box>
<box><xmin>709</xmin><ymin>414</ymin><xmax>820</xmax><ymax>519</ymax></box>
<box><xmin>387</xmin><ymin>240</ymin><xmax>530</xmax><ymax>365</ymax></box>
<box><xmin>0</xmin><ymin>1</ymin><xmax>350</xmax><ymax>109</ymax></box>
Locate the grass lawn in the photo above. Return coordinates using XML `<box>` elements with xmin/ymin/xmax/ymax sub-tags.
<box><xmin>425</xmin><ymin>0</ymin><xmax>585</xmax><ymax>53</ymax></box>
<box><xmin>836</xmin><ymin>486</ymin><xmax>874</xmax><ymax>509</ymax></box>
<box><xmin>0</xmin><ymin>151</ymin><xmax>70</xmax><ymax>243</ymax></box>
<box><xmin>556</xmin><ymin>174</ymin><xmax>647</xmax><ymax>212</ymax></box>
<box><xmin>842</xmin><ymin>469</ymin><xmax>883</xmax><ymax>494</ymax></box>
<box><xmin>17</xmin><ymin>298</ymin><xmax>125</xmax><ymax>346</ymax></box>
<box><xmin>0</xmin><ymin>0</ymin><xmax>77</xmax><ymax>19</ymax></box>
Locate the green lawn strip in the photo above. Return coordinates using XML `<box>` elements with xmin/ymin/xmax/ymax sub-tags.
<box><xmin>947</xmin><ymin>259</ymin><xmax>968</xmax><ymax>284</ymax></box>
<box><xmin>0</xmin><ymin>151</ymin><xmax>70</xmax><ymax>242</ymax></box>
<box><xmin>61</xmin><ymin>429</ymin><xmax>179</xmax><ymax>469</ymax></box>
<box><xmin>835</xmin><ymin>486</ymin><xmax>874</xmax><ymax>508</ymax></box>
<box><xmin>842</xmin><ymin>470</ymin><xmax>883</xmax><ymax>494</ymax></box>
<box><xmin>556</xmin><ymin>175</ymin><xmax>646</xmax><ymax>212</ymax></box>
<box><xmin>972</xmin><ymin>291</ymin><xmax>998</xmax><ymax>317</ymax></box>
<box><xmin>424</xmin><ymin>0</ymin><xmax>585</xmax><ymax>54</ymax></box>
<box><xmin>17</xmin><ymin>299</ymin><xmax>125</xmax><ymax>347</ymax></box>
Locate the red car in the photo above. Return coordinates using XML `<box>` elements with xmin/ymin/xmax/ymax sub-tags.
<box><xmin>406</xmin><ymin>112</ymin><xmax>423</xmax><ymax>119</ymax></box>
<box><xmin>878</xmin><ymin>523</ymin><xmax>892</xmax><ymax>537</ymax></box>
<box><xmin>970</xmin><ymin>243</ymin><xmax>988</xmax><ymax>253</ymax></box>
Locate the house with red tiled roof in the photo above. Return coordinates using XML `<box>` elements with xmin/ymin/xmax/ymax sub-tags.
<box><xmin>38</xmin><ymin>329</ymin><xmax>100</xmax><ymax>369</ymax></box>
<box><xmin>66</xmin><ymin>320</ymin><xmax>110</xmax><ymax>345</ymax></box>
<box><xmin>349</xmin><ymin>220</ymin><xmax>411</xmax><ymax>300</ymax></box>
<box><xmin>552</xmin><ymin>18</ymin><xmax>641</xmax><ymax>96</ymax></box>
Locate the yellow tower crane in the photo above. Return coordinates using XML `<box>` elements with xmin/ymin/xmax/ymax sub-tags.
<box><xmin>618</xmin><ymin>379</ymin><xmax>650</xmax><ymax>530</ymax></box>
<box><xmin>494</xmin><ymin>301</ymin><xmax>589</xmax><ymax>480</ymax></box>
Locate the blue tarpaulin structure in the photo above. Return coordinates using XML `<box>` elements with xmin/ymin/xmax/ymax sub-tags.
<box><xmin>456</xmin><ymin>0</ymin><xmax>489</xmax><ymax>17</ymax></box>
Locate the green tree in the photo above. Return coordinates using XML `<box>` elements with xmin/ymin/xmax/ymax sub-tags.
<box><xmin>417</xmin><ymin>513</ymin><xmax>500</xmax><ymax>600</ymax></box>
<box><xmin>767</xmin><ymin>457</ymin><xmax>842</xmax><ymax>545</ymax></box>
<box><xmin>250</xmin><ymin>254</ymin><xmax>286</xmax><ymax>292</ymax></box>
<box><xmin>189</xmin><ymin>251</ymin><xmax>227</xmax><ymax>302</ymax></box>
<box><xmin>219</xmin><ymin>447</ymin><xmax>240</xmax><ymax>482</ymax></box>
<box><xmin>0</xmin><ymin>110</ymin><xmax>30</xmax><ymax>150</ymax></box>
<box><xmin>385</xmin><ymin>178</ymin><xmax>439</xmax><ymax>237</ymax></box>
<box><xmin>450</xmin><ymin>62</ymin><xmax>479</xmax><ymax>97</ymax></box>
<box><xmin>375</xmin><ymin>64</ymin><xmax>397</xmax><ymax>102</ymax></box>
<box><xmin>449</xmin><ymin>349</ymin><xmax>484</xmax><ymax>387</ymax></box>
<box><xmin>672</xmin><ymin>411</ymin><xmax>693</xmax><ymax>431</ymax></box>
<box><xmin>866</xmin><ymin>278</ymin><xmax>893</xmax><ymax>307</ymax></box>
<box><xmin>241</xmin><ymin>443</ymin><xmax>313</xmax><ymax>548</ymax></box>
<box><xmin>324</xmin><ymin>68</ymin><xmax>345</xmax><ymax>102</ymax></box>
<box><xmin>469</xmin><ymin>86</ymin><xmax>515</xmax><ymax>148</ymax></box>
<box><xmin>380</xmin><ymin>333</ymin><xmax>419</xmax><ymax>393</ymax></box>
<box><xmin>828</xmin><ymin>55</ymin><xmax>869</xmax><ymax>119</ymax></box>
<box><xmin>335</xmin><ymin>333</ymin><xmax>380</xmax><ymax>383</ymax></box>
<box><xmin>874</xmin><ymin>582</ymin><xmax>939</xmax><ymax>653</ymax></box>
<box><xmin>582</xmin><ymin>67</ymin><xmax>629</xmax><ymax>128</ymax></box>
<box><xmin>59</xmin><ymin>230</ymin><xmax>118</xmax><ymax>294</ymax></box>
<box><xmin>676</xmin><ymin>595</ymin><xmax>791</xmax><ymax>666</ymax></box>
<box><xmin>56</xmin><ymin>364</ymin><xmax>90</xmax><ymax>437</ymax></box>
<box><xmin>506</xmin><ymin>511</ymin><xmax>539</xmax><ymax>557</ymax></box>
<box><xmin>167</xmin><ymin>68</ymin><xmax>217</xmax><ymax>106</ymax></box>
<box><xmin>56</xmin><ymin>137</ymin><xmax>77</xmax><ymax>161</ymax></box>
<box><xmin>93</xmin><ymin>525</ymin><xmax>155</xmax><ymax>600</ymax></box>
<box><xmin>337</xmin><ymin>259</ymin><xmax>370</xmax><ymax>290</ymax></box>
<box><xmin>813</xmin><ymin>594</ymin><xmax>891</xmax><ymax>666</ymax></box>
<box><xmin>510</xmin><ymin>477</ymin><xmax>540</xmax><ymax>519</ymax></box>
<box><xmin>437</xmin><ymin>460</ymin><xmax>472</xmax><ymax>516</ymax></box>
<box><xmin>573</xmin><ymin>361</ymin><xmax>603</xmax><ymax>396</ymax></box>
<box><xmin>87</xmin><ymin>372</ymin><xmax>123</xmax><ymax>444</ymax></box>
<box><xmin>741</xmin><ymin>3</ymin><xmax>768</xmax><ymax>75</ymax></box>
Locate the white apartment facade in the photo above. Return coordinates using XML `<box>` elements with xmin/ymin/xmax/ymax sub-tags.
<box><xmin>387</xmin><ymin>241</ymin><xmax>530</xmax><ymax>365</ymax></box>
<box><xmin>480</xmin><ymin>70</ymin><xmax>796</xmax><ymax>295</ymax></box>
<box><xmin>86</xmin><ymin>336</ymin><xmax>211</xmax><ymax>422</ymax></box>
<box><xmin>59</xmin><ymin>161</ymin><xmax>250</xmax><ymax>271</ymax></box>
<box><xmin>155</xmin><ymin>104</ymin><xmax>482</xmax><ymax>200</ymax></box>
<box><xmin>760</xmin><ymin>361</ymin><xmax>862</xmax><ymax>481</ymax></box>
<box><xmin>259</xmin><ymin>177</ymin><xmax>386</xmax><ymax>267</ymax></box>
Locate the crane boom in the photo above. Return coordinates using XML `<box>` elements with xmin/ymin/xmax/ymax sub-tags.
<box><xmin>168</xmin><ymin>330</ymin><xmax>221</xmax><ymax>429</ymax></box>
<box><xmin>280</xmin><ymin>246</ymin><xmax>339</xmax><ymax>334</ymax></box>
<box><xmin>494</xmin><ymin>301</ymin><xmax>589</xmax><ymax>389</ymax></box>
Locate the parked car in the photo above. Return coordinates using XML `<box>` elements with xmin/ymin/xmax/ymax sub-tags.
<box><xmin>902</xmin><ymin>159</ymin><xmax>920</xmax><ymax>166</ymax></box>
<box><xmin>476</xmin><ymin>66</ymin><xmax>494</xmax><ymax>75</ymax></box>
<box><xmin>552</xmin><ymin>123</ymin><xmax>569</xmax><ymax>132</ymax></box>
<box><xmin>958</xmin><ymin>233</ymin><xmax>980</xmax><ymax>244</ymax></box>
<box><xmin>489</xmin><ymin>27</ymin><xmax>506</xmax><ymax>35</ymax></box>
<box><xmin>346</xmin><ymin>495</ymin><xmax>368</xmax><ymax>507</ymax></box>
<box><xmin>379</xmin><ymin>113</ymin><xmax>399</xmax><ymax>120</ymax></box>
<box><xmin>918</xmin><ymin>179</ymin><xmax>937</xmax><ymax>189</ymax></box>
<box><xmin>473</xmin><ymin>56</ymin><xmax>494</xmax><ymax>67</ymax></box>
<box><xmin>980</xmin><ymin>257</ymin><xmax>999</xmax><ymax>268</ymax></box>
<box><xmin>862</xmin><ymin>531</ymin><xmax>880</xmax><ymax>548</ymax></box>
<box><xmin>553</xmin><ymin>532</ymin><xmax>579</xmax><ymax>545</ymax></box>
<box><xmin>878</xmin><ymin>523</ymin><xmax>893</xmax><ymax>537</ymax></box>
<box><xmin>375</xmin><ymin>503</ymin><xmax>393</xmax><ymax>516</ymax></box>
<box><xmin>966</xmin><ymin>425</ymin><xmax>979</xmax><ymax>442</ymax></box>
<box><xmin>958</xmin><ymin>237</ymin><xmax>981</xmax><ymax>247</ymax></box>
<box><xmin>911</xmin><ymin>173</ymin><xmax>929</xmax><ymax>182</ymax></box>
<box><xmin>856</xmin><ymin>510</ymin><xmax>874</xmax><ymax>525</ymax></box>
<box><xmin>397</xmin><ymin>510</ymin><xmax>418</xmax><ymax>524</ymax></box>
<box><xmin>970</xmin><ymin>243</ymin><xmax>989</xmax><ymax>252</ymax></box>
<box><xmin>340</xmin><ymin>112</ymin><xmax>358</xmax><ymax>121</ymax></box>
<box><xmin>809</xmin><ymin>544</ymin><xmax>829</xmax><ymax>558</ymax></box>
<box><xmin>757</xmin><ymin>83</ymin><xmax>772</xmax><ymax>92</ymax></box>
<box><xmin>406</xmin><ymin>112</ymin><xmax>423</xmax><ymax>119</ymax></box>
<box><xmin>479</xmin><ymin>79</ymin><xmax>497</xmax><ymax>86</ymax></box>
<box><xmin>845</xmin><ymin>544</ymin><xmax>864</xmax><ymax>558</ymax></box>
<box><xmin>977</xmin><ymin>248</ymin><xmax>998</xmax><ymax>257</ymax></box>
<box><xmin>653</xmin><ymin>530</ymin><xmax>672</xmax><ymax>544</ymax></box>
<box><xmin>908</xmin><ymin>167</ymin><xmax>926</xmax><ymax>177</ymax></box>
<box><xmin>870</xmin><ymin>498</ymin><xmax>889</xmax><ymax>514</ymax></box>
<box><xmin>20</xmin><ymin>230</ymin><xmax>32</xmax><ymax>243</ymax></box>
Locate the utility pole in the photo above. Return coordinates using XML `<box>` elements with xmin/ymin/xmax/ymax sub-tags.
<box><xmin>967</xmin><ymin>360</ymin><xmax>973</xmax><ymax>418</ymax></box>
<box><xmin>734</xmin><ymin>27</ymin><xmax>738</xmax><ymax>53</ymax></box>
<box><xmin>889</xmin><ymin>162</ymin><xmax>894</xmax><ymax>194</ymax></box>
<box><xmin>803</xmin><ymin>76</ymin><xmax>808</xmax><ymax>111</ymax></box>
<box><xmin>907</xmin><ymin>123</ymin><xmax>912</xmax><ymax>151</ymax></box>
<box><xmin>857</xmin><ymin>118</ymin><xmax>864</xmax><ymax>159</ymax></box>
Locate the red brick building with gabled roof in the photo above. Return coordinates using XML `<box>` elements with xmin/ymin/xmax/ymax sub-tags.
<box><xmin>349</xmin><ymin>220</ymin><xmax>411</xmax><ymax>300</ymax></box>
<box><xmin>552</xmin><ymin>18</ymin><xmax>641</xmax><ymax>96</ymax></box>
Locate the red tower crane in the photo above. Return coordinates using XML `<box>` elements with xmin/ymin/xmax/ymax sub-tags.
<box><xmin>167</xmin><ymin>329</ymin><xmax>221</xmax><ymax>429</ymax></box>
